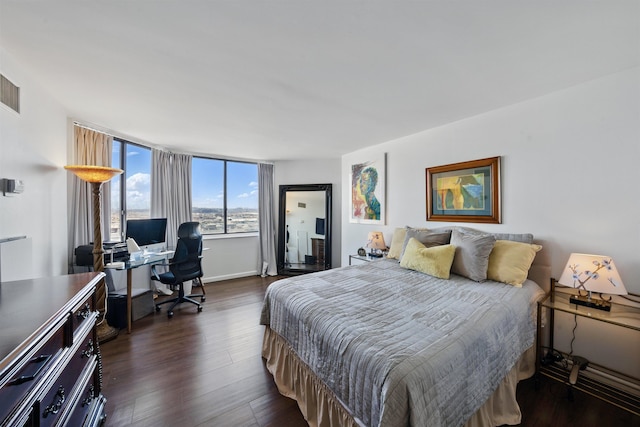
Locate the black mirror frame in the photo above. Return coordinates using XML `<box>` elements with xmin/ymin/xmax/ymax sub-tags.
<box><xmin>277</xmin><ymin>183</ymin><xmax>332</xmax><ymax>275</ymax></box>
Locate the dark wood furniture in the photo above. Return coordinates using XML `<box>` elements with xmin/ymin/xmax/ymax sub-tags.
<box><xmin>310</xmin><ymin>238</ymin><xmax>325</xmax><ymax>265</ymax></box>
<box><xmin>0</xmin><ymin>272</ymin><xmax>107</xmax><ymax>426</ymax></box>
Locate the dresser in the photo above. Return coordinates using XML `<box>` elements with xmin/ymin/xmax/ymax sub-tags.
<box><xmin>0</xmin><ymin>273</ymin><xmax>107</xmax><ymax>426</ymax></box>
<box><xmin>310</xmin><ymin>238</ymin><xmax>325</xmax><ymax>265</ymax></box>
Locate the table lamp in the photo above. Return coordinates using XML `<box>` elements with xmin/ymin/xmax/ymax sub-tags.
<box><xmin>65</xmin><ymin>165</ymin><xmax>124</xmax><ymax>343</ymax></box>
<box><xmin>366</xmin><ymin>231</ymin><xmax>386</xmax><ymax>257</ymax></box>
<box><xmin>557</xmin><ymin>253</ymin><xmax>627</xmax><ymax>312</ymax></box>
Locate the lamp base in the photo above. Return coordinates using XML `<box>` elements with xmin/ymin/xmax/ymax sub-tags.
<box><xmin>96</xmin><ymin>321</ymin><xmax>119</xmax><ymax>344</ymax></box>
<box><xmin>569</xmin><ymin>294</ymin><xmax>611</xmax><ymax>312</ymax></box>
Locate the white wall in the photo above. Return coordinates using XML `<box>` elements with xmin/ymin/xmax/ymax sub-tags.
<box><xmin>275</xmin><ymin>158</ymin><xmax>342</xmax><ymax>267</ymax></box>
<box><xmin>286</xmin><ymin>191</ymin><xmax>325</xmax><ymax>260</ymax></box>
<box><xmin>0</xmin><ymin>48</ymin><xmax>69</xmax><ymax>281</ymax></box>
<box><xmin>342</xmin><ymin>67</ymin><xmax>640</xmax><ymax>377</ymax></box>
<box><xmin>202</xmin><ymin>234</ymin><xmax>260</xmax><ymax>282</ymax></box>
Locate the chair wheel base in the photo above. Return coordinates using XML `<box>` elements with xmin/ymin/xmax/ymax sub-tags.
<box><xmin>198</xmin><ymin>306</ymin><xmax>203</xmax><ymax>312</ymax></box>
<box><xmin>168</xmin><ymin>311</ymin><xmax>174</xmax><ymax>318</ymax></box>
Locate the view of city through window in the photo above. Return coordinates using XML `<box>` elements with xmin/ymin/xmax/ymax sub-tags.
<box><xmin>109</xmin><ymin>142</ymin><xmax>258</xmax><ymax>242</ymax></box>
<box><xmin>191</xmin><ymin>157</ymin><xmax>259</xmax><ymax>234</ymax></box>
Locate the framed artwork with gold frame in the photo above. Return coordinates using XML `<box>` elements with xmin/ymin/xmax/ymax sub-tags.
<box><xmin>426</xmin><ymin>156</ymin><xmax>501</xmax><ymax>224</ymax></box>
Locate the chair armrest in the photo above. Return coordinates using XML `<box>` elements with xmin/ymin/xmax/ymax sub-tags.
<box><xmin>150</xmin><ymin>263</ymin><xmax>170</xmax><ymax>281</ymax></box>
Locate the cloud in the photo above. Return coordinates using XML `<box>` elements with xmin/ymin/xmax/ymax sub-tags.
<box><xmin>126</xmin><ymin>172</ymin><xmax>150</xmax><ymax>209</ymax></box>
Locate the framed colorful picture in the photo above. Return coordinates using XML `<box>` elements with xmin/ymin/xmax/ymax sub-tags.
<box><xmin>350</xmin><ymin>154</ymin><xmax>386</xmax><ymax>224</ymax></box>
<box><xmin>426</xmin><ymin>156</ymin><xmax>501</xmax><ymax>223</ymax></box>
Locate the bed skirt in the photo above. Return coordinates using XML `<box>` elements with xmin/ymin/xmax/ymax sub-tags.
<box><xmin>262</xmin><ymin>326</ymin><xmax>536</xmax><ymax>427</ymax></box>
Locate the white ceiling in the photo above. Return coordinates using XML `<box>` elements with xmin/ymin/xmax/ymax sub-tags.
<box><xmin>1</xmin><ymin>1</ymin><xmax>638</xmax><ymax>161</ymax></box>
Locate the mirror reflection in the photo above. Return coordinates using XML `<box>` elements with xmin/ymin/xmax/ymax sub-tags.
<box><xmin>278</xmin><ymin>184</ymin><xmax>332</xmax><ymax>275</ymax></box>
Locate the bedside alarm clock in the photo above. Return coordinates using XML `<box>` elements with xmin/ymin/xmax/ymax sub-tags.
<box><xmin>357</xmin><ymin>247</ymin><xmax>366</xmax><ymax>256</ymax></box>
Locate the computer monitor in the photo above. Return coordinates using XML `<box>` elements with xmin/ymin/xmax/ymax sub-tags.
<box><xmin>315</xmin><ymin>217</ymin><xmax>325</xmax><ymax>236</ymax></box>
<box><xmin>125</xmin><ymin>218</ymin><xmax>167</xmax><ymax>252</ymax></box>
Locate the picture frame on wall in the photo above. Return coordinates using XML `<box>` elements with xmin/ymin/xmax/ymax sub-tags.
<box><xmin>350</xmin><ymin>153</ymin><xmax>386</xmax><ymax>224</ymax></box>
<box><xmin>426</xmin><ymin>156</ymin><xmax>501</xmax><ymax>224</ymax></box>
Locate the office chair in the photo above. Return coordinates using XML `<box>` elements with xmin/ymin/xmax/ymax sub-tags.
<box><xmin>151</xmin><ymin>222</ymin><xmax>206</xmax><ymax>318</ymax></box>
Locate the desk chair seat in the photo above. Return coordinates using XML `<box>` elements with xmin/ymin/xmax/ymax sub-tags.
<box><xmin>151</xmin><ymin>222</ymin><xmax>205</xmax><ymax>318</ymax></box>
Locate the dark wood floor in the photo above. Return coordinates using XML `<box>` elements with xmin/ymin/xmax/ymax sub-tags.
<box><xmin>100</xmin><ymin>276</ymin><xmax>639</xmax><ymax>427</ymax></box>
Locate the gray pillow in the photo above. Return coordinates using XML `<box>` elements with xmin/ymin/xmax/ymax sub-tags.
<box><xmin>491</xmin><ymin>232</ymin><xmax>533</xmax><ymax>244</ymax></box>
<box><xmin>450</xmin><ymin>228</ymin><xmax>496</xmax><ymax>282</ymax></box>
<box><xmin>399</xmin><ymin>228</ymin><xmax>451</xmax><ymax>261</ymax></box>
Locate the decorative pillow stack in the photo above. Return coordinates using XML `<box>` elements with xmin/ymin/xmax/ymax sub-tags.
<box><xmin>388</xmin><ymin>225</ymin><xmax>541</xmax><ymax>285</ymax></box>
<box><xmin>399</xmin><ymin>228</ymin><xmax>451</xmax><ymax>260</ymax></box>
<box><xmin>400</xmin><ymin>238</ymin><xmax>456</xmax><ymax>279</ymax></box>
<box><xmin>487</xmin><ymin>240</ymin><xmax>542</xmax><ymax>287</ymax></box>
<box><xmin>387</xmin><ymin>227</ymin><xmax>426</xmax><ymax>259</ymax></box>
<box><xmin>450</xmin><ymin>228</ymin><xmax>496</xmax><ymax>282</ymax></box>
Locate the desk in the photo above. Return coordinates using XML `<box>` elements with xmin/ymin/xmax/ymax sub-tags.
<box><xmin>107</xmin><ymin>252</ymin><xmax>172</xmax><ymax>333</ymax></box>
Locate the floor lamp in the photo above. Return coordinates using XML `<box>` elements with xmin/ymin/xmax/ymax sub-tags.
<box><xmin>65</xmin><ymin>165</ymin><xmax>123</xmax><ymax>343</ymax></box>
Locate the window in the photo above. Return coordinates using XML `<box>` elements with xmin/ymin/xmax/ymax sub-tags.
<box><xmin>109</xmin><ymin>139</ymin><xmax>151</xmax><ymax>242</ymax></box>
<box><xmin>192</xmin><ymin>157</ymin><xmax>259</xmax><ymax>234</ymax></box>
<box><xmin>110</xmin><ymin>140</ymin><xmax>258</xmax><ymax>241</ymax></box>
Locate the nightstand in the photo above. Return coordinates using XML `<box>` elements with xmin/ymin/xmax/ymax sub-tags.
<box><xmin>536</xmin><ymin>279</ymin><xmax>640</xmax><ymax>415</ymax></box>
<box><xmin>349</xmin><ymin>254</ymin><xmax>385</xmax><ymax>265</ymax></box>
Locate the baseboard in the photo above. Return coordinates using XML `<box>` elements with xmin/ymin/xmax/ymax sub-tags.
<box><xmin>203</xmin><ymin>270</ymin><xmax>259</xmax><ymax>283</ymax></box>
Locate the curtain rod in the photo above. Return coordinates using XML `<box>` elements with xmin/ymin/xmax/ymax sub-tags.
<box><xmin>72</xmin><ymin>120</ymin><xmax>273</xmax><ymax>164</ymax></box>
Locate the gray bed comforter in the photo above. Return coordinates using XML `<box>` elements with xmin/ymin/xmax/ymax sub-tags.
<box><xmin>260</xmin><ymin>259</ymin><xmax>545</xmax><ymax>427</ymax></box>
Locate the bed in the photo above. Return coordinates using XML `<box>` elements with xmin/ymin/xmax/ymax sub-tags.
<box><xmin>260</xmin><ymin>227</ymin><xmax>550</xmax><ymax>427</ymax></box>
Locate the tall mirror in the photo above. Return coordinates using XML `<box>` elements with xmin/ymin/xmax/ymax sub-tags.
<box><xmin>278</xmin><ymin>184</ymin><xmax>332</xmax><ymax>275</ymax></box>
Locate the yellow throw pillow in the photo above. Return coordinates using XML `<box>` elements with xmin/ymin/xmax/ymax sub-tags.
<box><xmin>487</xmin><ymin>240</ymin><xmax>542</xmax><ymax>287</ymax></box>
<box><xmin>387</xmin><ymin>226</ymin><xmax>430</xmax><ymax>259</ymax></box>
<box><xmin>386</xmin><ymin>228</ymin><xmax>408</xmax><ymax>259</ymax></box>
<box><xmin>399</xmin><ymin>238</ymin><xmax>456</xmax><ymax>279</ymax></box>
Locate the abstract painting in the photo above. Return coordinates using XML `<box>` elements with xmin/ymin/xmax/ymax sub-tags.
<box><xmin>350</xmin><ymin>154</ymin><xmax>386</xmax><ymax>224</ymax></box>
<box><xmin>426</xmin><ymin>156</ymin><xmax>501</xmax><ymax>223</ymax></box>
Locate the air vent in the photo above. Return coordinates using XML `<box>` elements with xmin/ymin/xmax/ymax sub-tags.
<box><xmin>0</xmin><ymin>74</ymin><xmax>20</xmax><ymax>113</ymax></box>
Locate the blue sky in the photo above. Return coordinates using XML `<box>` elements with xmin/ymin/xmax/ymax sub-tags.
<box><xmin>111</xmin><ymin>142</ymin><xmax>258</xmax><ymax>210</ymax></box>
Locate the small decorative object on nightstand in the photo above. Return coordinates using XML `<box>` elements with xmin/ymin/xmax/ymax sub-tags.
<box><xmin>357</xmin><ymin>247</ymin><xmax>366</xmax><ymax>256</ymax></box>
<box><xmin>366</xmin><ymin>231</ymin><xmax>386</xmax><ymax>257</ymax></box>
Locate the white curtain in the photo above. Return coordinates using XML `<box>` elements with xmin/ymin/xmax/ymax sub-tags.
<box><xmin>68</xmin><ymin>125</ymin><xmax>113</xmax><ymax>272</ymax></box>
<box><xmin>150</xmin><ymin>149</ymin><xmax>192</xmax><ymax>249</ymax></box>
<box><xmin>258</xmin><ymin>163</ymin><xmax>278</xmax><ymax>276</ymax></box>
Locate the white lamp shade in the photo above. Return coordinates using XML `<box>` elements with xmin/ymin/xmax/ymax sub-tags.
<box><xmin>366</xmin><ymin>231</ymin><xmax>386</xmax><ymax>250</ymax></box>
<box><xmin>558</xmin><ymin>253</ymin><xmax>627</xmax><ymax>295</ymax></box>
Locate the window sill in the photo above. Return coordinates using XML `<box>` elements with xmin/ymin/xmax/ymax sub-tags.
<box><xmin>202</xmin><ymin>232</ymin><xmax>259</xmax><ymax>241</ymax></box>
